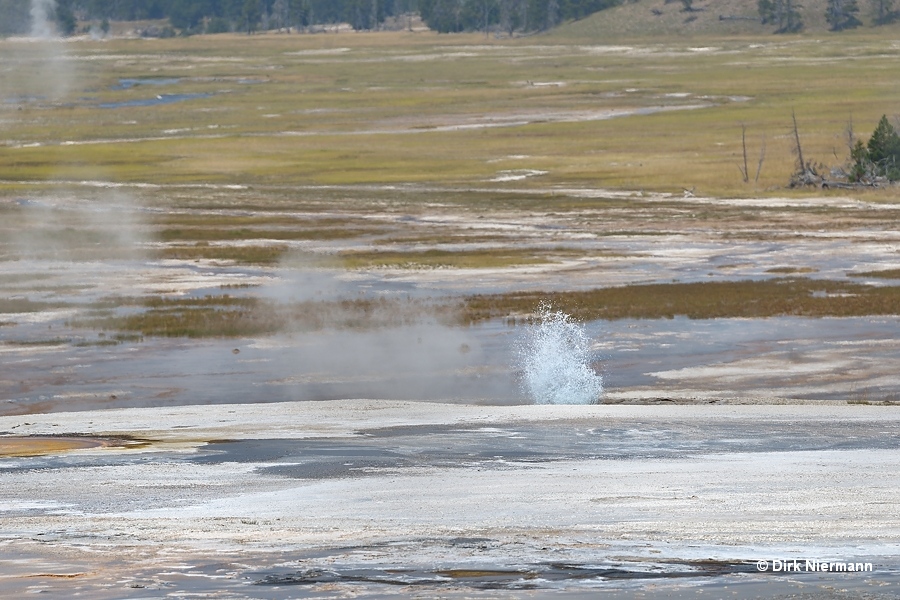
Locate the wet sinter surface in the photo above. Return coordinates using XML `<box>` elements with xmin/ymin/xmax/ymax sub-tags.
<box><xmin>0</xmin><ymin>403</ymin><xmax>898</xmax><ymax>598</ymax></box>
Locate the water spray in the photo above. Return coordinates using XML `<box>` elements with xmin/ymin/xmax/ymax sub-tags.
<box><xmin>517</xmin><ymin>303</ymin><xmax>603</xmax><ymax>405</ymax></box>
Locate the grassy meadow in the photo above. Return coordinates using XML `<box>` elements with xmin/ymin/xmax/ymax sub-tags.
<box><xmin>3</xmin><ymin>27</ymin><xmax>900</xmax><ymax>338</ymax></box>
<box><xmin>2</xmin><ymin>30</ymin><xmax>900</xmax><ymax>195</ymax></box>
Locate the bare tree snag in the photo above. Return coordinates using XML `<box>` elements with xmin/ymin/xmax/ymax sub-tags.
<box><xmin>755</xmin><ymin>134</ymin><xmax>766</xmax><ymax>183</ymax></box>
<box><xmin>789</xmin><ymin>111</ymin><xmax>825</xmax><ymax>187</ymax></box>
<box><xmin>792</xmin><ymin>109</ymin><xmax>806</xmax><ymax>175</ymax></box>
<box><xmin>739</xmin><ymin>124</ymin><xmax>750</xmax><ymax>183</ymax></box>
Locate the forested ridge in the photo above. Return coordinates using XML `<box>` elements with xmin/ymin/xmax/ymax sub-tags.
<box><xmin>1</xmin><ymin>0</ymin><xmax>620</xmax><ymax>36</ymax></box>
<box><xmin>1</xmin><ymin>0</ymin><xmax>897</xmax><ymax>36</ymax></box>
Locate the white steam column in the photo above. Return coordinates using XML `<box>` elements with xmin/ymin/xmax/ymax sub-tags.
<box><xmin>30</xmin><ymin>0</ymin><xmax>57</xmax><ymax>38</ymax></box>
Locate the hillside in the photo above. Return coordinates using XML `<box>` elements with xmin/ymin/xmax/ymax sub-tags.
<box><xmin>554</xmin><ymin>0</ymin><xmax>892</xmax><ymax>38</ymax></box>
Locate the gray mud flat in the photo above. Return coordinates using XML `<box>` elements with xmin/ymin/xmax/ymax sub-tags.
<box><xmin>0</xmin><ymin>401</ymin><xmax>898</xmax><ymax>598</ymax></box>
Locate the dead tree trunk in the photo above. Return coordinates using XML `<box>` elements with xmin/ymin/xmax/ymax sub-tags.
<box><xmin>755</xmin><ymin>134</ymin><xmax>766</xmax><ymax>183</ymax></box>
<box><xmin>789</xmin><ymin>111</ymin><xmax>824</xmax><ymax>187</ymax></box>
<box><xmin>739</xmin><ymin>124</ymin><xmax>749</xmax><ymax>183</ymax></box>
<box><xmin>792</xmin><ymin>109</ymin><xmax>805</xmax><ymax>174</ymax></box>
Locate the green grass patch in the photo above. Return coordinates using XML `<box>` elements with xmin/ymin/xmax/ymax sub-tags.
<box><xmin>3</xmin><ymin>31</ymin><xmax>900</xmax><ymax>195</ymax></box>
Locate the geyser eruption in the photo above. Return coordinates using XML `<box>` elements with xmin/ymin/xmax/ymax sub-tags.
<box><xmin>30</xmin><ymin>0</ymin><xmax>57</xmax><ymax>38</ymax></box>
<box><xmin>518</xmin><ymin>304</ymin><xmax>603</xmax><ymax>405</ymax></box>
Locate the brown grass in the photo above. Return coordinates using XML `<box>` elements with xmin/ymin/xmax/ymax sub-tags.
<box><xmin>0</xmin><ymin>298</ymin><xmax>62</xmax><ymax>313</ymax></box>
<box><xmin>72</xmin><ymin>295</ymin><xmax>455</xmax><ymax>338</ymax></box>
<box><xmin>158</xmin><ymin>227</ymin><xmax>377</xmax><ymax>242</ymax></box>
<box><xmin>156</xmin><ymin>244</ymin><xmax>290</xmax><ymax>265</ymax></box>
<box><xmin>462</xmin><ymin>278</ymin><xmax>900</xmax><ymax>323</ymax></box>
<box><xmin>848</xmin><ymin>269</ymin><xmax>900</xmax><ymax>279</ymax></box>
<box><xmin>76</xmin><ymin>297</ymin><xmax>281</xmax><ymax>338</ymax></box>
<box><xmin>63</xmin><ymin>277</ymin><xmax>900</xmax><ymax>339</ymax></box>
<box><xmin>766</xmin><ymin>267</ymin><xmax>818</xmax><ymax>274</ymax></box>
<box><xmin>339</xmin><ymin>248</ymin><xmax>558</xmax><ymax>269</ymax></box>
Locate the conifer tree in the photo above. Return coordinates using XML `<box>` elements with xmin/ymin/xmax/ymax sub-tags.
<box><xmin>55</xmin><ymin>0</ymin><xmax>77</xmax><ymax>35</ymax></box>
<box><xmin>759</xmin><ymin>0</ymin><xmax>804</xmax><ymax>32</ymax></box>
<box><xmin>825</xmin><ymin>0</ymin><xmax>861</xmax><ymax>30</ymax></box>
<box><xmin>867</xmin><ymin>115</ymin><xmax>900</xmax><ymax>180</ymax></box>
<box><xmin>852</xmin><ymin>115</ymin><xmax>900</xmax><ymax>182</ymax></box>
<box><xmin>758</xmin><ymin>0</ymin><xmax>776</xmax><ymax>23</ymax></box>
<box><xmin>873</xmin><ymin>0</ymin><xmax>897</xmax><ymax>24</ymax></box>
<box><xmin>779</xmin><ymin>0</ymin><xmax>803</xmax><ymax>32</ymax></box>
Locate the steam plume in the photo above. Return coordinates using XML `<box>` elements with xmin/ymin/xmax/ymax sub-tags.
<box><xmin>30</xmin><ymin>0</ymin><xmax>57</xmax><ymax>38</ymax></box>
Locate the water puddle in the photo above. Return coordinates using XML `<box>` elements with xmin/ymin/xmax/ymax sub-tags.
<box><xmin>179</xmin><ymin>418</ymin><xmax>900</xmax><ymax>480</ymax></box>
<box><xmin>98</xmin><ymin>93</ymin><xmax>213</xmax><ymax>109</ymax></box>
<box><xmin>110</xmin><ymin>78</ymin><xmax>182</xmax><ymax>90</ymax></box>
